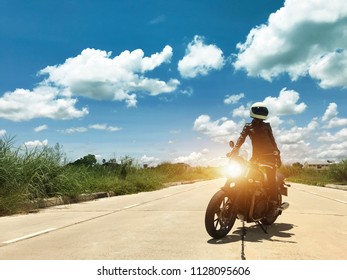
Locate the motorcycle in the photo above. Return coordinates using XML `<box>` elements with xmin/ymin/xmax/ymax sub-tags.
<box><xmin>205</xmin><ymin>140</ymin><xmax>290</xmax><ymax>239</ymax></box>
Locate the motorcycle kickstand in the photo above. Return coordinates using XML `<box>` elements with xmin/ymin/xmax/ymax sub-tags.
<box><xmin>255</xmin><ymin>221</ymin><xmax>268</xmax><ymax>234</ymax></box>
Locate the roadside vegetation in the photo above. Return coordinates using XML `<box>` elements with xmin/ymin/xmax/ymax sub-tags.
<box><xmin>279</xmin><ymin>161</ymin><xmax>347</xmax><ymax>186</ymax></box>
<box><xmin>0</xmin><ymin>137</ymin><xmax>346</xmax><ymax>216</ymax></box>
<box><xmin>0</xmin><ymin>137</ymin><xmax>219</xmax><ymax>216</ymax></box>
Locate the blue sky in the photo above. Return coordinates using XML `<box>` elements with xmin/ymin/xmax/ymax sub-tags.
<box><xmin>1</xmin><ymin>0</ymin><xmax>346</xmax><ymax>166</ymax></box>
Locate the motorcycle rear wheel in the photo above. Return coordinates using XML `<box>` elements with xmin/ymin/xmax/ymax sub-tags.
<box><xmin>205</xmin><ymin>190</ymin><xmax>236</xmax><ymax>239</ymax></box>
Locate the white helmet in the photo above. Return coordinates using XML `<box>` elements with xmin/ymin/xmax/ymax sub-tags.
<box><xmin>250</xmin><ymin>102</ymin><xmax>268</xmax><ymax>120</ymax></box>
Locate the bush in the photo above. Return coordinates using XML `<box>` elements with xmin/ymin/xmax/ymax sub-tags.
<box><xmin>278</xmin><ymin>164</ymin><xmax>303</xmax><ymax>178</ymax></box>
<box><xmin>327</xmin><ymin>160</ymin><xmax>347</xmax><ymax>183</ymax></box>
<box><xmin>279</xmin><ymin>160</ymin><xmax>347</xmax><ymax>186</ymax></box>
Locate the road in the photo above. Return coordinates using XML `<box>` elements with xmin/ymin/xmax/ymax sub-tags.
<box><xmin>0</xmin><ymin>178</ymin><xmax>346</xmax><ymax>260</ymax></box>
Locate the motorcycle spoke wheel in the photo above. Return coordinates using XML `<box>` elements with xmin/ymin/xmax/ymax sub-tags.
<box><xmin>205</xmin><ymin>190</ymin><xmax>236</xmax><ymax>239</ymax></box>
<box><xmin>214</xmin><ymin>198</ymin><xmax>230</xmax><ymax>229</ymax></box>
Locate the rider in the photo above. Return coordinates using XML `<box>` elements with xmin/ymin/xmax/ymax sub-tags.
<box><xmin>229</xmin><ymin>102</ymin><xmax>281</xmax><ymax>215</ymax></box>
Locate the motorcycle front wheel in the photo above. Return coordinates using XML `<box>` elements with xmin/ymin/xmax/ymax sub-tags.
<box><xmin>205</xmin><ymin>190</ymin><xmax>236</xmax><ymax>239</ymax></box>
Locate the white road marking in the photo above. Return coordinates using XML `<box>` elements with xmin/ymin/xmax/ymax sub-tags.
<box><xmin>3</xmin><ymin>228</ymin><xmax>56</xmax><ymax>244</ymax></box>
<box><xmin>334</xmin><ymin>199</ymin><xmax>347</xmax><ymax>204</ymax></box>
<box><xmin>123</xmin><ymin>203</ymin><xmax>140</xmax><ymax>209</ymax></box>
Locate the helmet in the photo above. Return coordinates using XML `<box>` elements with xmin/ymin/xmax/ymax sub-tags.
<box><xmin>250</xmin><ymin>102</ymin><xmax>268</xmax><ymax>120</ymax></box>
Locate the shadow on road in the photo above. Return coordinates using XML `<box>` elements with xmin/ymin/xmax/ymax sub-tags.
<box><xmin>207</xmin><ymin>222</ymin><xmax>296</xmax><ymax>245</ymax></box>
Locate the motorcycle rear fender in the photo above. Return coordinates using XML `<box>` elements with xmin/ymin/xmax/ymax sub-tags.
<box><xmin>280</xmin><ymin>185</ymin><xmax>288</xmax><ymax>196</ymax></box>
<box><xmin>277</xmin><ymin>173</ymin><xmax>289</xmax><ymax>196</ymax></box>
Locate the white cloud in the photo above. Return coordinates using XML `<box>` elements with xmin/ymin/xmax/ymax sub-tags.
<box><xmin>231</xmin><ymin>88</ymin><xmax>306</xmax><ymax>119</ymax></box>
<box><xmin>232</xmin><ymin>104</ymin><xmax>250</xmax><ymax>119</ymax></box>
<box><xmin>89</xmin><ymin>123</ymin><xmax>122</xmax><ymax>132</ymax></box>
<box><xmin>319</xmin><ymin>128</ymin><xmax>347</xmax><ymax>142</ymax></box>
<box><xmin>173</xmin><ymin>151</ymin><xmax>204</xmax><ymax>165</ymax></box>
<box><xmin>224</xmin><ymin>93</ymin><xmax>245</xmax><ymax>105</ymax></box>
<box><xmin>322</xmin><ymin>102</ymin><xmax>338</xmax><ymax>122</ymax></box>
<box><xmin>140</xmin><ymin>155</ymin><xmax>160</xmax><ymax>167</ymax></box>
<box><xmin>180</xmin><ymin>87</ymin><xmax>194</xmax><ymax>96</ymax></box>
<box><xmin>193</xmin><ymin>115</ymin><xmax>240</xmax><ymax>143</ymax></box>
<box><xmin>0</xmin><ymin>46</ymin><xmax>180</xmax><ymax>121</ymax></box>
<box><xmin>59</xmin><ymin>127</ymin><xmax>88</xmax><ymax>134</ymax></box>
<box><xmin>40</xmin><ymin>46</ymin><xmax>179</xmax><ymax>107</ymax></box>
<box><xmin>178</xmin><ymin>35</ymin><xmax>225</xmax><ymax>78</ymax></box>
<box><xmin>266</xmin><ymin>116</ymin><xmax>284</xmax><ymax>128</ymax></box>
<box><xmin>327</xmin><ymin>118</ymin><xmax>347</xmax><ymax>128</ymax></box>
<box><xmin>263</xmin><ymin>88</ymin><xmax>307</xmax><ymax>116</ymax></box>
<box><xmin>148</xmin><ymin>15</ymin><xmax>166</xmax><ymax>25</ymax></box>
<box><xmin>317</xmin><ymin>141</ymin><xmax>347</xmax><ymax>160</ymax></box>
<box><xmin>233</xmin><ymin>0</ymin><xmax>347</xmax><ymax>88</ymax></box>
<box><xmin>24</xmin><ymin>139</ymin><xmax>48</xmax><ymax>149</ymax></box>
<box><xmin>276</xmin><ymin>119</ymin><xmax>318</xmax><ymax>145</ymax></box>
<box><xmin>309</xmin><ymin>49</ymin><xmax>347</xmax><ymax>89</ymax></box>
<box><xmin>0</xmin><ymin>129</ymin><xmax>6</xmax><ymax>137</ymax></box>
<box><xmin>0</xmin><ymin>86</ymin><xmax>88</xmax><ymax>121</ymax></box>
<box><xmin>322</xmin><ymin>102</ymin><xmax>347</xmax><ymax>128</ymax></box>
<box><xmin>269</xmin><ymin>116</ymin><xmax>323</xmax><ymax>162</ymax></box>
<box><xmin>59</xmin><ymin>123</ymin><xmax>122</xmax><ymax>134</ymax></box>
<box><xmin>318</xmin><ymin>132</ymin><xmax>335</xmax><ymax>142</ymax></box>
<box><xmin>280</xmin><ymin>141</ymin><xmax>312</xmax><ymax>163</ymax></box>
<box><xmin>172</xmin><ymin>148</ymin><xmax>214</xmax><ymax>166</ymax></box>
<box><xmin>34</xmin><ymin>125</ymin><xmax>48</xmax><ymax>132</ymax></box>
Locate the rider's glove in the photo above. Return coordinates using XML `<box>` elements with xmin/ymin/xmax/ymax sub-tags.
<box><xmin>226</xmin><ymin>148</ymin><xmax>239</xmax><ymax>158</ymax></box>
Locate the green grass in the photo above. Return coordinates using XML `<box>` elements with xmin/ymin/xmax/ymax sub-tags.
<box><xmin>279</xmin><ymin>161</ymin><xmax>347</xmax><ymax>186</ymax></box>
<box><xmin>0</xmin><ymin>137</ymin><xmax>219</xmax><ymax>216</ymax></box>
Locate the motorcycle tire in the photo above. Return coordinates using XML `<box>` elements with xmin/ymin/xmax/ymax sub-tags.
<box><xmin>205</xmin><ymin>190</ymin><xmax>236</xmax><ymax>239</ymax></box>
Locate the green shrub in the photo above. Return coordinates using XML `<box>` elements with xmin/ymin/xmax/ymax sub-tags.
<box><xmin>327</xmin><ymin>160</ymin><xmax>347</xmax><ymax>183</ymax></box>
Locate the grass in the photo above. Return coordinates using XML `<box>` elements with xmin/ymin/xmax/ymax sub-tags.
<box><xmin>0</xmin><ymin>137</ymin><xmax>219</xmax><ymax>216</ymax></box>
<box><xmin>0</xmin><ymin>137</ymin><xmax>346</xmax><ymax>216</ymax></box>
<box><xmin>278</xmin><ymin>161</ymin><xmax>347</xmax><ymax>186</ymax></box>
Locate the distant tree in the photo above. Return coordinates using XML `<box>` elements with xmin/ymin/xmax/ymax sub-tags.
<box><xmin>292</xmin><ymin>162</ymin><xmax>303</xmax><ymax>169</ymax></box>
<box><xmin>73</xmin><ymin>154</ymin><xmax>97</xmax><ymax>167</ymax></box>
<box><xmin>102</xmin><ymin>158</ymin><xmax>119</xmax><ymax>169</ymax></box>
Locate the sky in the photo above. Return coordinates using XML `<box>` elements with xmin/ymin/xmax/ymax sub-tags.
<box><xmin>0</xmin><ymin>0</ymin><xmax>347</xmax><ymax>167</ymax></box>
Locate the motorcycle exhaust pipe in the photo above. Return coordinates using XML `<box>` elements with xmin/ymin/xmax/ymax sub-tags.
<box><xmin>277</xmin><ymin>202</ymin><xmax>290</xmax><ymax>212</ymax></box>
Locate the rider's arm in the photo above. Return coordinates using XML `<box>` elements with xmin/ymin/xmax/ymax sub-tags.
<box><xmin>234</xmin><ymin>123</ymin><xmax>250</xmax><ymax>151</ymax></box>
<box><xmin>267</xmin><ymin>124</ymin><xmax>280</xmax><ymax>153</ymax></box>
<box><xmin>267</xmin><ymin>124</ymin><xmax>281</xmax><ymax>166</ymax></box>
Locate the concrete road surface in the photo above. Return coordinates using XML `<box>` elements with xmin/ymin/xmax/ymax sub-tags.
<box><xmin>0</xmin><ymin>179</ymin><xmax>346</xmax><ymax>260</ymax></box>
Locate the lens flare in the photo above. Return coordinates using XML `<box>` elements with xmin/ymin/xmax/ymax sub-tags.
<box><xmin>223</xmin><ymin>161</ymin><xmax>243</xmax><ymax>178</ymax></box>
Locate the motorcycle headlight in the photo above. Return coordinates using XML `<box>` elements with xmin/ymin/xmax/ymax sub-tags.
<box><xmin>223</xmin><ymin>161</ymin><xmax>244</xmax><ymax>178</ymax></box>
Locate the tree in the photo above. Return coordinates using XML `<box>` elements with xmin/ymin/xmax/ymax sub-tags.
<box><xmin>73</xmin><ymin>154</ymin><xmax>97</xmax><ymax>167</ymax></box>
<box><xmin>292</xmin><ymin>162</ymin><xmax>303</xmax><ymax>169</ymax></box>
<box><xmin>102</xmin><ymin>158</ymin><xmax>120</xmax><ymax>169</ymax></box>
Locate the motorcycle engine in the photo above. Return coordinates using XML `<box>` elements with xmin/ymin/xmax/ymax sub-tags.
<box><xmin>252</xmin><ymin>199</ymin><xmax>267</xmax><ymax>220</ymax></box>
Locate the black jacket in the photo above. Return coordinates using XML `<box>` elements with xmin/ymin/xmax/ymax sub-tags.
<box><xmin>234</xmin><ymin>119</ymin><xmax>280</xmax><ymax>163</ymax></box>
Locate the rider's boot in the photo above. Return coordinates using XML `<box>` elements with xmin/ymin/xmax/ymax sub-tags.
<box><xmin>266</xmin><ymin>200</ymin><xmax>279</xmax><ymax>218</ymax></box>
